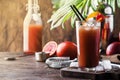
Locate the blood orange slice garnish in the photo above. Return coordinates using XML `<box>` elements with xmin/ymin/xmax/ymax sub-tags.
<box><xmin>86</xmin><ymin>11</ymin><xmax>100</xmax><ymax>20</ymax></box>
<box><xmin>96</xmin><ymin>13</ymin><xmax>105</xmax><ymax>22</ymax></box>
<box><xmin>86</xmin><ymin>11</ymin><xmax>105</xmax><ymax>22</ymax></box>
<box><xmin>42</xmin><ymin>41</ymin><xmax>57</xmax><ymax>56</ymax></box>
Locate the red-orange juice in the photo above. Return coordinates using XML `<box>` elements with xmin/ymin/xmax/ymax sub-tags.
<box><xmin>77</xmin><ymin>25</ymin><xmax>100</xmax><ymax>68</ymax></box>
<box><xmin>24</xmin><ymin>24</ymin><xmax>42</xmax><ymax>54</ymax></box>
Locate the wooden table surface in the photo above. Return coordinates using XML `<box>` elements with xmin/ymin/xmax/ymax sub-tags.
<box><xmin>0</xmin><ymin>52</ymin><xmax>84</xmax><ymax>80</ymax></box>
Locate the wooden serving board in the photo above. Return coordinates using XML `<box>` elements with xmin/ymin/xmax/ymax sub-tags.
<box><xmin>60</xmin><ymin>67</ymin><xmax>120</xmax><ymax>80</ymax></box>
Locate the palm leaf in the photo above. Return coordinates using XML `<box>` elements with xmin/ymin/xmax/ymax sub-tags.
<box><xmin>49</xmin><ymin>0</ymin><xmax>117</xmax><ymax>29</ymax></box>
<box><xmin>48</xmin><ymin>0</ymin><xmax>81</xmax><ymax>29</ymax></box>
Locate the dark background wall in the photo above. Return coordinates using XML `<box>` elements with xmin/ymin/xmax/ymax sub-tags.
<box><xmin>0</xmin><ymin>0</ymin><xmax>119</xmax><ymax>52</ymax></box>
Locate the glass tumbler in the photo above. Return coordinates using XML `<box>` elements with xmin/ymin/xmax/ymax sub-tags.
<box><xmin>76</xmin><ymin>20</ymin><xmax>100</xmax><ymax>68</ymax></box>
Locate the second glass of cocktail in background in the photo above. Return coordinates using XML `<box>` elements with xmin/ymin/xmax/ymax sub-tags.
<box><xmin>76</xmin><ymin>20</ymin><xmax>100</xmax><ymax>70</ymax></box>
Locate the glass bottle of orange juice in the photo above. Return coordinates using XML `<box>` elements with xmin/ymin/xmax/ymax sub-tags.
<box><xmin>23</xmin><ymin>0</ymin><xmax>43</xmax><ymax>54</ymax></box>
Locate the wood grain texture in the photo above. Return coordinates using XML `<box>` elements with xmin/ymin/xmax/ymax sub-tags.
<box><xmin>0</xmin><ymin>0</ymin><xmax>120</xmax><ymax>52</ymax></box>
<box><xmin>39</xmin><ymin>0</ymin><xmax>76</xmax><ymax>45</ymax></box>
<box><xmin>0</xmin><ymin>52</ymin><xmax>81</xmax><ymax>80</ymax></box>
<box><xmin>114</xmin><ymin>1</ymin><xmax>120</xmax><ymax>37</ymax></box>
<box><xmin>0</xmin><ymin>0</ymin><xmax>26</xmax><ymax>52</ymax></box>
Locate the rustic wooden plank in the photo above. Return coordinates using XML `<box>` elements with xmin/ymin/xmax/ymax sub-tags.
<box><xmin>61</xmin><ymin>67</ymin><xmax>120</xmax><ymax>80</ymax></box>
<box><xmin>0</xmin><ymin>52</ymin><xmax>81</xmax><ymax>80</ymax></box>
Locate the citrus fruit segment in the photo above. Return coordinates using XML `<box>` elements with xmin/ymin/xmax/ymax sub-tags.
<box><xmin>42</xmin><ymin>41</ymin><xmax>57</xmax><ymax>56</ymax></box>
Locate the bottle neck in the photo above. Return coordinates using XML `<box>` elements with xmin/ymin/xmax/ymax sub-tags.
<box><xmin>103</xmin><ymin>0</ymin><xmax>108</xmax><ymax>4</ymax></box>
<box><xmin>27</xmin><ymin>0</ymin><xmax>39</xmax><ymax>14</ymax></box>
<box><xmin>102</xmin><ymin>0</ymin><xmax>113</xmax><ymax>15</ymax></box>
<box><xmin>33</xmin><ymin>4</ymin><xmax>39</xmax><ymax>14</ymax></box>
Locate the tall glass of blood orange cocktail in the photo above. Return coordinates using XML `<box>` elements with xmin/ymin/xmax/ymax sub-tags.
<box><xmin>76</xmin><ymin>20</ymin><xmax>100</xmax><ymax>68</ymax></box>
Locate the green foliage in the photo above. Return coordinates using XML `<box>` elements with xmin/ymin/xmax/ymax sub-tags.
<box><xmin>48</xmin><ymin>0</ymin><xmax>120</xmax><ymax>29</ymax></box>
<box><xmin>117</xmin><ymin>0</ymin><xmax>120</xmax><ymax>8</ymax></box>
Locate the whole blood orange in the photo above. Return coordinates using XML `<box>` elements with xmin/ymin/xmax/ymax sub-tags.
<box><xmin>56</xmin><ymin>41</ymin><xmax>77</xmax><ymax>60</ymax></box>
<box><xmin>106</xmin><ymin>42</ymin><xmax>120</xmax><ymax>55</ymax></box>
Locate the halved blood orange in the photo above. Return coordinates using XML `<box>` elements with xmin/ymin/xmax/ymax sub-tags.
<box><xmin>42</xmin><ymin>41</ymin><xmax>57</xmax><ymax>56</ymax></box>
